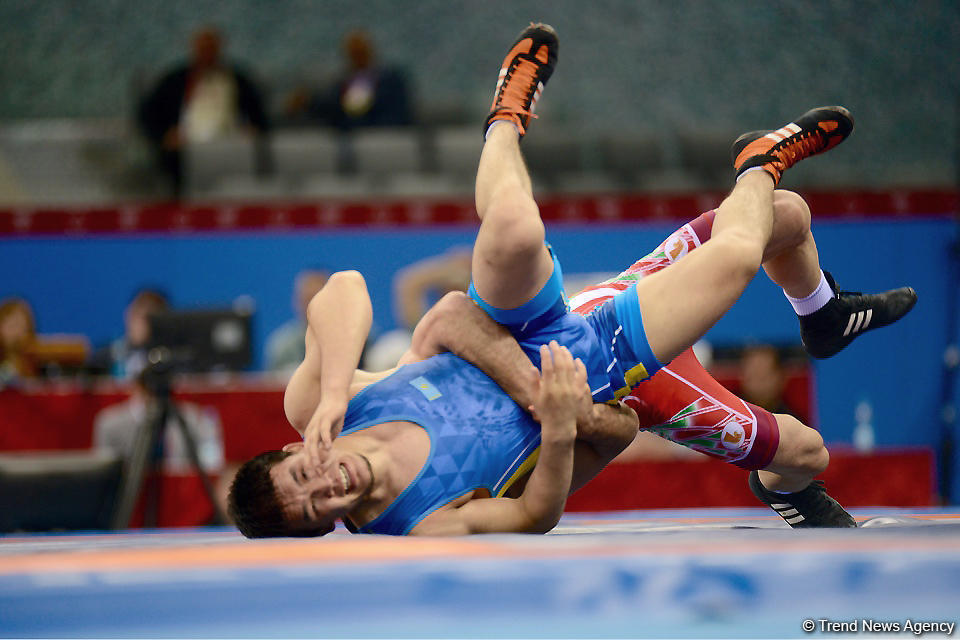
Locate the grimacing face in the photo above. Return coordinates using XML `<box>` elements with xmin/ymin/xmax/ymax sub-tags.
<box><xmin>268</xmin><ymin>444</ymin><xmax>374</xmax><ymax>534</ymax></box>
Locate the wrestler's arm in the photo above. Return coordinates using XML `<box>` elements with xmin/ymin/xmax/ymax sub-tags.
<box><xmin>403</xmin><ymin>291</ymin><xmax>638</xmax><ymax>460</ymax></box>
<box><xmin>401</xmin><ymin>291</ymin><xmax>533</xmax><ymax>401</ymax></box>
<box><xmin>283</xmin><ymin>271</ymin><xmax>372</xmax><ymax>462</ymax></box>
<box><xmin>410</xmin><ymin>342</ymin><xmax>585</xmax><ymax>535</ymax></box>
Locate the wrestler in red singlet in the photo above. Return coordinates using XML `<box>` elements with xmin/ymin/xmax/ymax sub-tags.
<box><xmin>568</xmin><ymin>210</ymin><xmax>779</xmax><ymax>470</ymax></box>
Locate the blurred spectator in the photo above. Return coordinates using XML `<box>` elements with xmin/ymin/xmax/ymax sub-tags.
<box><xmin>92</xmin><ymin>372</ymin><xmax>224</xmax><ymax>475</ymax></box>
<box><xmin>739</xmin><ymin>343</ymin><xmax>798</xmax><ymax>417</ymax></box>
<box><xmin>265</xmin><ymin>270</ymin><xmax>330</xmax><ymax>373</ymax></box>
<box><xmin>0</xmin><ymin>298</ymin><xmax>38</xmax><ymax>385</ymax></box>
<box><xmin>289</xmin><ymin>29</ymin><xmax>414</xmax><ymax>129</ymax></box>
<box><xmin>393</xmin><ymin>246</ymin><xmax>472</xmax><ymax>330</ymax></box>
<box><xmin>137</xmin><ymin>26</ymin><xmax>271</xmax><ymax>197</ymax></box>
<box><xmin>364</xmin><ymin>248</ymin><xmax>471</xmax><ymax>371</ymax></box>
<box><xmin>0</xmin><ymin>298</ymin><xmax>90</xmax><ymax>385</ymax></box>
<box><xmin>89</xmin><ymin>288</ymin><xmax>169</xmax><ymax>380</ymax></box>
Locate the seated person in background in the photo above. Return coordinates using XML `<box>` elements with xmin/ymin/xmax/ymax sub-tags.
<box><xmin>137</xmin><ymin>26</ymin><xmax>271</xmax><ymax>197</ymax></box>
<box><xmin>89</xmin><ymin>288</ymin><xmax>169</xmax><ymax>380</ymax></box>
<box><xmin>364</xmin><ymin>248</ymin><xmax>472</xmax><ymax>371</ymax></box>
<box><xmin>0</xmin><ymin>297</ymin><xmax>88</xmax><ymax>384</ymax></box>
<box><xmin>93</xmin><ymin>371</ymin><xmax>225</xmax><ymax>474</ymax></box>
<box><xmin>289</xmin><ymin>29</ymin><xmax>413</xmax><ymax>129</ymax></box>
<box><xmin>738</xmin><ymin>343</ymin><xmax>803</xmax><ymax>420</ymax></box>
<box><xmin>0</xmin><ymin>297</ymin><xmax>38</xmax><ymax>385</ymax></box>
<box><xmin>93</xmin><ymin>369</ymin><xmax>228</xmax><ymax>516</ymax></box>
<box><xmin>265</xmin><ymin>270</ymin><xmax>330</xmax><ymax>373</ymax></box>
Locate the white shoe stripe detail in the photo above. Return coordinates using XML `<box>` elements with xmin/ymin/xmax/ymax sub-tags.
<box><xmin>771</xmin><ymin>503</ymin><xmax>792</xmax><ymax>509</ymax></box>
<box><xmin>765</xmin><ymin>132</ymin><xmax>784</xmax><ymax>143</ymax></box>
<box><xmin>785</xmin><ymin>514</ymin><xmax>805</xmax><ymax>524</ymax></box>
<box><xmin>843</xmin><ymin>312</ymin><xmax>857</xmax><ymax>337</ymax></box>
<box><xmin>852</xmin><ymin>310</ymin><xmax>866</xmax><ymax>333</ymax></box>
<box><xmin>862</xmin><ymin>308</ymin><xmax>873</xmax><ymax>330</ymax></box>
<box><xmin>778</xmin><ymin>508</ymin><xmax>800</xmax><ymax>517</ymax></box>
<box><xmin>785</xmin><ymin>122</ymin><xmax>802</xmax><ymax>134</ymax></box>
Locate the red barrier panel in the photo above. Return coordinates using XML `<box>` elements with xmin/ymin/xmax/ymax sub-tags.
<box><xmin>565</xmin><ymin>448</ymin><xmax>936</xmax><ymax>511</ymax></box>
<box><xmin>0</xmin><ymin>376</ymin><xmax>933</xmax><ymax>527</ymax></box>
<box><xmin>0</xmin><ymin>378</ymin><xmax>292</xmax><ymax>459</ymax></box>
<box><xmin>1</xmin><ymin>190</ymin><xmax>955</xmax><ymax>236</ymax></box>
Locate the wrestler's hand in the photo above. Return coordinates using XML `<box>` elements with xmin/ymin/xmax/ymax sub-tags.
<box><xmin>529</xmin><ymin>341</ymin><xmax>591</xmax><ymax>440</ymax></box>
<box><xmin>302</xmin><ymin>394</ymin><xmax>348</xmax><ymax>467</ymax></box>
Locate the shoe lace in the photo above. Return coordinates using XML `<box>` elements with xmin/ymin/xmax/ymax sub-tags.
<box><xmin>498</xmin><ymin>58</ymin><xmax>540</xmax><ymax>120</ymax></box>
<box><xmin>796</xmin><ymin>480</ymin><xmax>846</xmax><ymax>520</ymax></box>
<box><xmin>777</xmin><ymin>131</ymin><xmax>825</xmax><ymax>168</ymax></box>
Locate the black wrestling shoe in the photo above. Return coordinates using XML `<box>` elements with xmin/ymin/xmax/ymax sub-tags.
<box><xmin>748</xmin><ymin>471</ymin><xmax>857</xmax><ymax>528</ymax></box>
<box><xmin>731</xmin><ymin>106</ymin><xmax>853</xmax><ymax>185</ymax></box>
<box><xmin>483</xmin><ymin>23</ymin><xmax>558</xmax><ymax>139</ymax></box>
<box><xmin>799</xmin><ymin>271</ymin><xmax>917</xmax><ymax>359</ymax></box>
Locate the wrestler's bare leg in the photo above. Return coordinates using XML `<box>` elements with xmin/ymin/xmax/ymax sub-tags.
<box><xmin>761</xmin><ymin>190</ymin><xmax>823</xmax><ymax>299</ymax></box>
<box><xmin>760</xmin><ymin>414</ymin><xmax>829</xmax><ymax>491</ymax></box>
<box><xmin>571</xmin><ymin>190</ymin><xmax>832</xmax><ymax>492</ymax></box>
<box><xmin>635</xmin><ymin>170</ymin><xmax>776</xmax><ymax>365</ymax></box>
<box><xmin>470</xmin><ymin>124</ymin><xmax>555</xmax><ymax>310</ymax></box>
<box><xmin>756</xmin><ymin>191</ymin><xmax>831</xmax><ymax>491</ymax></box>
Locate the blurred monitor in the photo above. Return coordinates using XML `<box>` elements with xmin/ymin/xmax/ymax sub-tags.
<box><xmin>149</xmin><ymin>308</ymin><xmax>253</xmax><ymax>372</ymax></box>
<box><xmin>0</xmin><ymin>452</ymin><xmax>122</xmax><ymax>532</ymax></box>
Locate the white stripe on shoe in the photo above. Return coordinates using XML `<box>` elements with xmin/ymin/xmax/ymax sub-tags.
<box><xmin>843</xmin><ymin>313</ymin><xmax>858</xmax><ymax>336</ymax></box>
<box><xmin>852</xmin><ymin>311</ymin><xmax>866</xmax><ymax>333</ymax></box>
<box><xmin>843</xmin><ymin>309</ymin><xmax>874</xmax><ymax>337</ymax></box>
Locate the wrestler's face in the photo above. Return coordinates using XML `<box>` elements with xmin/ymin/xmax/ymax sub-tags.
<box><xmin>269</xmin><ymin>444</ymin><xmax>373</xmax><ymax>533</ymax></box>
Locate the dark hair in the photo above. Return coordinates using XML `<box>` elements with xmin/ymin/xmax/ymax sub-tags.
<box><xmin>228</xmin><ymin>450</ymin><xmax>332</xmax><ymax>538</ymax></box>
<box><xmin>128</xmin><ymin>287</ymin><xmax>170</xmax><ymax>310</ymax></box>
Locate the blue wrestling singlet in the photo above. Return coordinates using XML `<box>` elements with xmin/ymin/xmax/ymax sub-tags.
<box><xmin>469</xmin><ymin>244</ymin><xmax>664</xmax><ymax>404</ymax></box>
<box><xmin>341</xmin><ymin>353</ymin><xmax>541</xmax><ymax>536</ymax></box>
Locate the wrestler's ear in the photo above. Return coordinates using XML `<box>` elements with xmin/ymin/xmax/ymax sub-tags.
<box><xmin>282</xmin><ymin>442</ymin><xmax>305</xmax><ymax>453</ymax></box>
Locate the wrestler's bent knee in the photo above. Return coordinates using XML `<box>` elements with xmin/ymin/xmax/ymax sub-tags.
<box><xmin>776</xmin><ymin>414</ymin><xmax>830</xmax><ymax>476</ymax></box>
<box><xmin>479</xmin><ymin>208</ymin><xmax>546</xmax><ymax>267</ymax></box>
<box><xmin>773</xmin><ymin>190</ymin><xmax>812</xmax><ymax>243</ymax></box>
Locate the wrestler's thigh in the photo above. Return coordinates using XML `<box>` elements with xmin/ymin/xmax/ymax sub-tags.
<box><xmin>471</xmin><ymin>218</ymin><xmax>556</xmax><ymax>311</ymax></box>
<box><xmin>623</xmin><ymin>349</ymin><xmax>778</xmax><ymax>470</ymax></box>
<box><xmin>634</xmin><ymin>234</ymin><xmax>755</xmax><ymax>364</ymax></box>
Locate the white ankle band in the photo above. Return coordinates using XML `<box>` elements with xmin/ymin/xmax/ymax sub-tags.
<box><xmin>785</xmin><ymin>270</ymin><xmax>834</xmax><ymax>316</ymax></box>
<box><xmin>485</xmin><ymin>120</ymin><xmax>520</xmax><ymax>140</ymax></box>
<box><xmin>736</xmin><ymin>166</ymin><xmax>769</xmax><ymax>182</ymax></box>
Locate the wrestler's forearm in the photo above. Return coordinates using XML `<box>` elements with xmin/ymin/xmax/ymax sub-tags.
<box><xmin>578</xmin><ymin>403</ymin><xmax>639</xmax><ymax>456</ymax></box>
<box><xmin>410</xmin><ymin>292</ymin><xmax>538</xmax><ymax>406</ymax></box>
<box><xmin>285</xmin><ymin>272</ymin><xmax>372</xmax><ymax>432</ymax></box>
<box><xmin>517</xmin><ymin>424</ymin><xmax>576</xmax><ymax>532</ymax></box>
<box><xmin>306</xmin><ymin>270</ymin><xmax>372</xmax><ymax>397</ymax></box>
<box><xmin>415</xmin><ymin>292</ymin><xmax>639</xmax><ymax>450</ymax></box>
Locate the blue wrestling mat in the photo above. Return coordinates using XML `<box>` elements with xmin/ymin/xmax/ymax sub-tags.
<box><xmin>1</xmin><ymin>508</ymin><xmax>958</xmax><ymax>639</ymax></box>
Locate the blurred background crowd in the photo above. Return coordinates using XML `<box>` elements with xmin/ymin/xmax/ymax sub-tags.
<box><xmin>1</xmin><ymin>0</ymin><xmax>959</xmax><ymax>529</ymax></box>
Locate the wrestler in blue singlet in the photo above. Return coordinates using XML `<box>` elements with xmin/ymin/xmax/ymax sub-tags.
<box><xmin>469</xmin><ymin>245</ymin><xmax>664</xmax><ymax>404</ymax></box>
<box><xmin>342</xmin><ymin>353</ymin><xmax>541</xmax><ymax>536</ymax></box>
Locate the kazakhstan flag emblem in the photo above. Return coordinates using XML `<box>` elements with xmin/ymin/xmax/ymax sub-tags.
<box><xmin>410</xmin><ymin>376</ymin><xmax>442</xmax><ymax>401</ymax></box>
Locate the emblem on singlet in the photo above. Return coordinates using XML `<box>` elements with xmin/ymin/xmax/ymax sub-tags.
<box><xmin>721</xmin><ymin>423</ymin><xmax>746</xmax><ymax>450</ymax></box>
<box><xmin>409</xmin><ymin>376</ymin><xmax>442</xmax><ymax>401</ymax></box>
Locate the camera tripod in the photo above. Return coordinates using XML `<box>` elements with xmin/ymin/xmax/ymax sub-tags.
<box><xmin>111</xmin><ymin>348</ymin><xmax>227</xmax><ymax>529</ymax></box>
